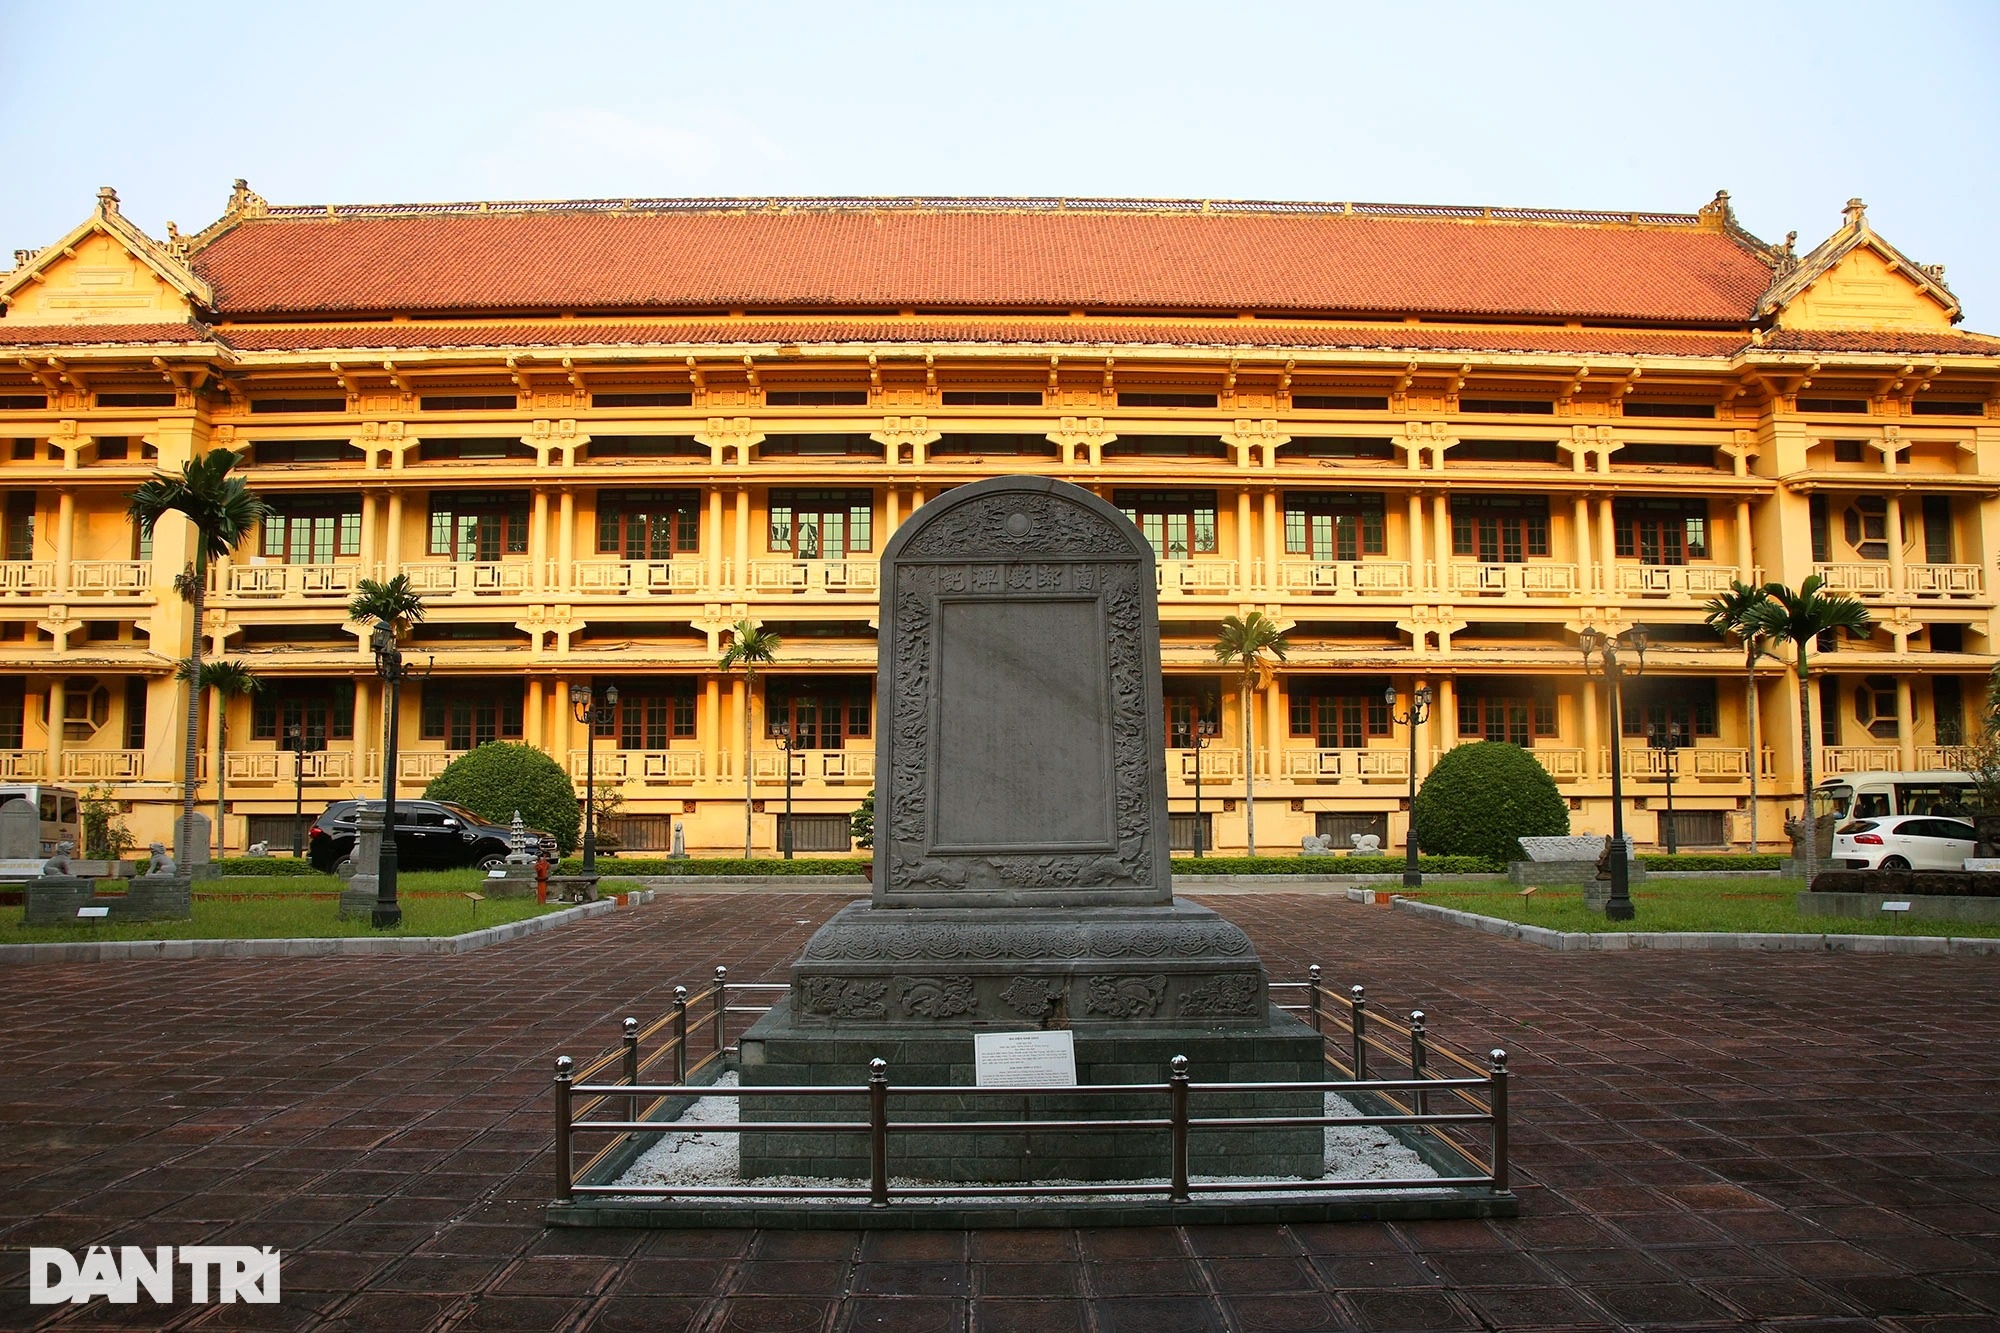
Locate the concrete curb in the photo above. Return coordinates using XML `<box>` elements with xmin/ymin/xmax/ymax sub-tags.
<box><xmin>1391</xmin><ymin>897</ymin><xmax>2000</xmax><ymax>956</ymax></box>
<box><xmin>0</xmin><ymin>892</ymin><xmax>653</xmax><ymax>965</ymax></box>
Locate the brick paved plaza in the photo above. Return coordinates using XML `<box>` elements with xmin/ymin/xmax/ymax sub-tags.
<box><xmin>3</xmin><ymin>890</ymin><xmax>1998</xmax><ymax>1331</ymax></box>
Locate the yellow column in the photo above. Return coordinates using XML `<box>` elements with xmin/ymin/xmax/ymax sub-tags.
<box><xmin>704</xmin><ymin>677</ymin><xmax>722</xmax><ymax>786</ymax></box>
<box><xmin>734</xmin><ymin>488</ymin><xmax>751</xmax><ymax>592</ymax></box>
<box><xmin>385</xmin><ymin>493</ymin><xmax>405</xmax><ymax>571</ymax></box>
<box><xmin>1581</xmin><ymin>678</ymin><xmax>1599</xmax><ymax>781</ymax></box>
<box><xmin>1571</xmin><ymin>497</ymin><xmax>1591</xmax><ymax>594</ymax></box>
<box><xmin>359</xmin><ymin>493</ymin><xmax>379</xmax><ymax>576</ymax></box>
<box><xmin>1735</xmin><ymin>500</ymin><xmax>1754</xmax><ymax>581</ymax></box>
<box><xmin>1886</xmin><ymin>496</ymin><xmax>1906</xmax><ymax>595</ymax></box>
<box><xmin>1896</xmin><ymin>677</ymin><xmax>1916</xmax><ymax>770</ymax></box>
<box><xmin>1261</xmin><ymin>490</ymin><xmax>1279</xmax><ymax>593</ymax></box>
<box><xmin>525</xmin><ymin>679</ymin><xmax>544</xmax><ymax>748</ymax></box>
<box><xmin>1236</xmin><ymin>490</ymin><xmax>1254</xmax><ymax>589</ymax></box>
<box><xmin>350</xmin><ymin>678</ymin><xmax>371</xmax><ymax>785</ymax></box>
<box><xmin>885</xmin><ymin>486</ymin><xmax>901</xmax><ymax>543</ymax></box>
<box><xmin>1597</xmin><ymin>497</ymin><xmax>1617</xmax><ymax>583</ymax></box>
<box><xmin>1264</xmin><ymin>678</ymin><xmax>1284</xmax><ymax>788</ymax></box>
<box><xmin>531</xmin><ymin>490</ymin><xmax>551</xmax><ymax>591</ymax></box>
<box><xmin>1406</xmin><ymin>493</ymin><xmax>1424</xmax><ymax>591</ymax></box>
<box><xmin>54</xmin><ymin>490</ymin><xmax>74</xmax><ymax>595</ymax></box>
<box><xmin>550</xmin><ymin>678</ymin><xmax>571</xmax><ymax>779</ymax></box>
<box><xmin>707</xmin><ymin>489</ymin><xmax>725</xmax><ymax>590</ymax></box>
<box><xmin>557</xmin><ymin>489</ymin><xmax>575</xmax><ymax>574</ymax></box>
<box><xmin>1432</xmin><ymin>495</ymin><xmax>1450</xmax><ymax>589</ymax></box>
<box><xmin>731</xmin><ymin>677</ymin><xmax>749</xmax><ymax>791</ymax></box>
<box><xmin>1433</xmin><ymin>677</ymin><xmax>1456</xmax><ymax>765</ymax></box>
<box><xmin>45</xmin><ymin>679</ymin><xmax>65</xmax><ymax>784</ymax></box>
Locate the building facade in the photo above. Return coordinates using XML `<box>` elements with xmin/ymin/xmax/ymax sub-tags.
<box><xmin>1</xmin><ymin>184</ymin><xmax>1995</xmax><ymax>856</ymax></box>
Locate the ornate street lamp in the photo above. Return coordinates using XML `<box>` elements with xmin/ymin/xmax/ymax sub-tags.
<box><xmin>1385</xmin><ymin>683</ymin><xmax>1433</xmax><ymax>887</ymax></box>
<box><xmin>768</xmin><ymin>710</ymin><xmax>798</xmax><ymax>859</ymax></box>
<box><xmin>1190</xmin><ymin>715</ymin><xmax>1219</xmax><ymax>858</ymax></box>
<box><xmin>1649</xmin><ymin>720</ymin><xmax>1686</xmax><ymax>855</ymax></box>
<box><xmin>570</xmin><ymin>683</ymin><xmax>619</xmax><ymax>874</ymax></box>
<box><xmin>370</xmin><ymin>624</ymin><xmax>432</xmax><ymax>929</ymax></box>
<box><xmin>1579</xmin><ymin>625</ymin><xmax>1648</xmax><ymax>922</ymax></box>
<box><xmin>286</xmin><ymin>722</ymin><xmax>324</xmax><ymax>859</ymax></box>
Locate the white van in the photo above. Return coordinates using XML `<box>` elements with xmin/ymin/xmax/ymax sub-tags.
<box><xmin>0</xmin><ymin>783</ymin><xmax>84</xmax><ymax>856</ymax></box>
<box><xmin>1812</xmin><ymin>771</ymin><xmax>1978</xmax><ymax>823</ymax></box>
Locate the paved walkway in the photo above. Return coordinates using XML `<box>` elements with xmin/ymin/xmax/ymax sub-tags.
<box><xmin>2</xmin><ymin>892</ymin><xmax>1997</xmax><ymax>1331</ymax></box>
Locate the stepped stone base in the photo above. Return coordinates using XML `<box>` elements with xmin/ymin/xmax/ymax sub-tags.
<box><xmin>24</xmin><ymin>876</ymin><xmax>191</xmax><ymax>924</ymax></box>
<box><xmin>736</xmin><ymin>899</ymin><xmax>1326</xmax><ymax>1183</ymax></box>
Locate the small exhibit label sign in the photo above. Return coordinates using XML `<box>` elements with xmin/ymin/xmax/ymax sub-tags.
<box><xmin>1881</xmin><ymin>901</ymin><xmax>1913</xmax><ymax>912</ymax></box>
<box><xmin>76</xmin><ymin>907</ymin><xmax>109</xmax><ymax>919</ymax></box>
<box><xmin>974</xmin><ymin>1030</ymin><xmax>1077</xmax><ymax>1088</ymax></box>
<box><xmin>486</xmin><ymin>869</ymin><xmax>506</xmax><ymax>879</ymax></box>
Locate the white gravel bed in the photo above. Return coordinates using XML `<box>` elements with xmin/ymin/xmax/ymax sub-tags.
<box><xmin>613</xmin><ymin>1071</ymin><xmax>1444</xmax><ymax>1200</ymax></box>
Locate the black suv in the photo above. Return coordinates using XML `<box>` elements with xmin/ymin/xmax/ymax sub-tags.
<box><xmin>307</xmin><ymin>799</ymin><xmax>559</xmax><ymax>873</ymax></box>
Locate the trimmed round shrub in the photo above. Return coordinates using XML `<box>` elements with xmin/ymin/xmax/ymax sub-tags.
<box><xmin>423</xmin><ymin>742</ymin><xmax>581</xmax><ymax>854</ymax></box>
<box><xmin>1411</xmin><ymin>741</ymin><xmax>1568</xmax><ymax>865</ymax></box>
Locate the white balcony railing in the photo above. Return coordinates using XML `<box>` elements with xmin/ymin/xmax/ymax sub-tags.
<box><xmin>568</xmin><ymin>559</ymin><xmax>710</xmax><ymax>597</ymax></box>
<box><xmin>396</xmin><ymin>750</ymin><xmax>464</xmax><ymax>782</ymax></box>
<box><xmin>0</xmin><ymin>750</ymin><xmax>47</xmax><ymax>779</ymax></box>
<box><xmin>69</xmin><ymin>561</ymin><xmax>154</xmax><ymax>596</ymax></box>
<box><xmin>222</xmin><ymin>562</ymin><xmax>365</xmax><ymax>599</ymax></box>
<box><xmin>0</xmin><ymin>562</ymin><xmax>54</xmax><ymax>594</ymax></box>
<box><xmin>1280</xmin><ymin>748</ymin><xmax>1410</xmax><ymax>782</ymax></box>
<box><xmin>1622</xmin><ymin>747</ymin><xmax>1754</xmax><ymax>780</ymax></box>
<box><xmin>747</xmin><ymin>560</ymin><xmax>879</xmax><ymax>594</ymax></box>
<box><xmin>61</xmin><ymin>750</ymin><xmax>144</xmax><ymax>781</ymax></box>
<box><xmin>1906</xmin><ymin>563</ymin><xmax>1983</xmax><ymax>598</ymax></box>
<box><xmin>1276</xmin><ymin>560</ymin><xmax>1413</xmax><ymax>597</ymax></box>
<box><xmin>1169</xmin><ymin>747</ymin><xmax>1244</xmax><ymax>782</ymax></box>
<box><xmin>221</xmin><ymin>750</ymin><xmax>360</xmax><ymax>783</ymax></box>
<box><xmin>400</xmin><ymin>561</ymin><xmax>532</xmax><ymax>597</ymax></box>
<box><xmin>565</xmin><ymin>749</ymin><xmax>705</xmax><ymax>784</ymax></box>
<box><xmin>1813</xmin><ymin>563</ymin><xmax>1893</xmax><ymax>596</ymax></box>
<box><xmin>1158</xmin><ymin>560</ymin><xmax>1239</xmax><ymax>595</ymax></box>
<box><xmin>1448</xmin><ymin>561</ymin><xmax>1579</xmax><ymax>597</ymax></box>
<box><xmin>752</xmin><ymin>749</ymin><xmax>876</xmax><ymax>784</ymax></box>
<box><xmin>1614</xmin><ymin>564</ymin><xmax>1749</xmax><ymax>599</ymax></box>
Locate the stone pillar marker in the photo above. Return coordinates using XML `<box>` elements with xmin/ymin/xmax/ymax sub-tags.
<box><xmin>738</xmin><ymin>476</ymin><xmax>1325</xmax><ymax>1183</ymax></box>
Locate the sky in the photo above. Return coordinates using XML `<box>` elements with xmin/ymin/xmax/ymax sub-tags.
<box><xmin>4</xmin><ymin>0</ymin><xmax>1998</xmax><ymax>324</ymax></box>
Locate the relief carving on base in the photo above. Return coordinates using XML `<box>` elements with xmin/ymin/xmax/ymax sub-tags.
<box><xmin>896</xmin><ymin>975</ymin><xmax>978</xmax><ymax>1021</ymax></box>
<box><xmin>1084</xmin><ymin>974</ymin><xmax>1167</xmax><ymax>1019</ymax></box>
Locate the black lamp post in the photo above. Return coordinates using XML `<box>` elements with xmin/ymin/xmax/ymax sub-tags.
<box><xmin>1579</xmin><ymin>625</ymin><xmax>1648</xmax><ymax>922</ymax></box>
<box><xmin>1385</xmin><ymin>682</ymin><xmax>1433</xmax><ymax>887</ymax></box>
<box><xmin>286</xmin><ymin>722</ymin><xmax>324</xmax><ymax>859</ymax></box>
<box><xmin>1649</xmin><ymin>720</ymin><xmax>1685</xmax><ymax>855</ymax></box>
<box><xmin>768</xmin><ymin>711</ymin><xmax>798</xmax><ymax>859</ymax></box>
<box><xmin>371</xmin><ymin>624</ymin><xmax>431</xmax><ymax>929</ymax></box>
<box><xmin>570</xmin><ymin>683</ymin><xmax>619</xmax><ymax>874</ymax></box>
<box><xmin>1190</xmin><ymin>715</ymin><xmax>1218</xmax><ymax>858</ymax></box>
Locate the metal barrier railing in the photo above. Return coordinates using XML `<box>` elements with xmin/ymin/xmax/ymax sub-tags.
<box><xmin>552</xmin><ymin>965</ymin><xmax>1510</xmax><ymax>1208</ymax></box>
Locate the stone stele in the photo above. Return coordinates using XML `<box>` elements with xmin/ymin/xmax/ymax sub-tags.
<box><xmin>738</xmin><ymin>476</ymin><xmax>1325</xmax><ymax>1183</ymax></box>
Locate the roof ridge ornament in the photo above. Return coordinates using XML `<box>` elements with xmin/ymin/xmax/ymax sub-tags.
<box><xmin>1843</xmin><ymin>197</ymin><xmax>1868</xmax><ymax>229</ymax></box>
<box><xmin>95</xmin><ymin>186</ymin><xmax>121</xmax><ymax>216</ymax></box>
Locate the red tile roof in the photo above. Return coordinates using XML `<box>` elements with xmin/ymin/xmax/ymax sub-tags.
<box><xmin>1755</xmin><ymin>328</ymin><xmax>2000</xmax><ymax>354</ymax></box>
<box><xmin>187</xmin><ymin>199</ymin><xmax>1779</xmax><ymax>324</ymax></box>
<box><xmin>214</xmin><ymin>318</ymin><xmax>1755</xmax><ymax>358</ymax></box>
<box><xmin>0</xmin><ymin>321</ymin><xmax>210</xmax><ymax>347</ymax></box>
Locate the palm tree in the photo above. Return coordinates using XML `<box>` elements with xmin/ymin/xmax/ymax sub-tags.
<box><xmin>720</xmin><ymin>619</ymin><xmax>781</xmax><ymax>857</ymax></box>
<box><xmin>1743</xmin><ymin>575</ymin><xmax>1874</xmax><ymax>799</ymax></box>
<box><xmin>1703</xmin><ymin>580</ymin><xmax>1774</xmax><ymax>850</ymax></box>
<box><xmin>1212</xmin><ymin>611</ymin><xmax>1289</xmax><ymax>856</ymax></box>
<box><xmin>176</xmin><ymin>658</ymin><xmax>262</xmax><ymax>859</ymax></box>
<box><xmin>128</xmin><ymin>448</ymin><xmax>271</xmax><ymax>861</ymax></box>
<box><xmin>347</xmin><ymin>574</ymin><xmax>428</xmax><ymax>639</ymax></box>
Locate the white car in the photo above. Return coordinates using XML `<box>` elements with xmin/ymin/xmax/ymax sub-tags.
<box><xmin>1832</xmin><ymin>815</ymin><xmax>1978</xmax><ymax>871</ymax></box>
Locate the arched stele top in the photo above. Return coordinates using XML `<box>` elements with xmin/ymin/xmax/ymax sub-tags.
<box><xmin>874</xmin><ymin>476</ymin><xmax>1171</xmax><ymax>909</ymax></box>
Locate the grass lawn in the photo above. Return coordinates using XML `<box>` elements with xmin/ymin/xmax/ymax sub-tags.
<box><xmin>1411</xmin><ymin>876</ymin><xmax>2000</xmax><ymax>939</ymax></box>
<box><xmin>0</xmin><ymin>868</ymin><xmax>643</xmax><ymax>944</ymax></box>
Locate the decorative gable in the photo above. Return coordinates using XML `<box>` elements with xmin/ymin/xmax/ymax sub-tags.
<box><xmin>1762</xmin><ymin>198</ymin><xmax>1959</xmax><ymax>333</ymax></box>
<box><xmin>0</xmin><ymin>187</ymin><xmax>210</xmax><ymax>325</ymax></box>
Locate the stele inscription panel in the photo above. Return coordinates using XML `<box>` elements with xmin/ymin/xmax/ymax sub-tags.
<box><xmin>876</xmin><ymin>476</ymin><xmax>1172</xmax><ymax>908</ymax></box>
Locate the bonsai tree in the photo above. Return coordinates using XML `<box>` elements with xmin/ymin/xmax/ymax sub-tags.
<box><xmin>1212</xmin><ymin>612</ymin><xmax>1289</xmax><ymax>855</ymax></box>
<box><xmin>1703</xmin><ymin>580</ymin><xmax>1774</xmax><ymax>849</ymax></box>
<box><xmin>128</xmin><ymin>447</ymin><xmax>271</xmax><ymax>861</ymax></box>
<box><xmin>175</xmin><ymin>657</ymin><xmax>262</xmax><ymax>859</ymax></box>
<box><xmin>1742</xmin><ymin>575</ymin><xmax>1873</xmax><ymax>799</ymax></box>
<box><xmin>1411</xmin><ymin>740</ymin><xmax>1569</xmax><ymax>865</ymax></box>
<box><xmin>424</xmin><ymin>742</ymin><xmax>581</xmax><ymax>854</ymax></box>
<box><xmin>850</xmin><ymin>788</ymin><xmax>874</xmax><ymax>851</ymax></box>
<box><xmin>719</xmin><ymin>619</ymin><xmax>781</xmax><ymax>858</ymax></box>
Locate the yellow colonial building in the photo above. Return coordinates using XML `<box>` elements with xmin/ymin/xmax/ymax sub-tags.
<box><xmin>2</xmin><ymin>183</ymin><xmax>1995</xmax><ymax>856</ymax></box>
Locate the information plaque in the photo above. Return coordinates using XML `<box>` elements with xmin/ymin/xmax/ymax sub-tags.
<box><xmin>973</xmin><ymin>1030</ymin><xmax>1078</xmax><ymax>1088</ymax></box>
